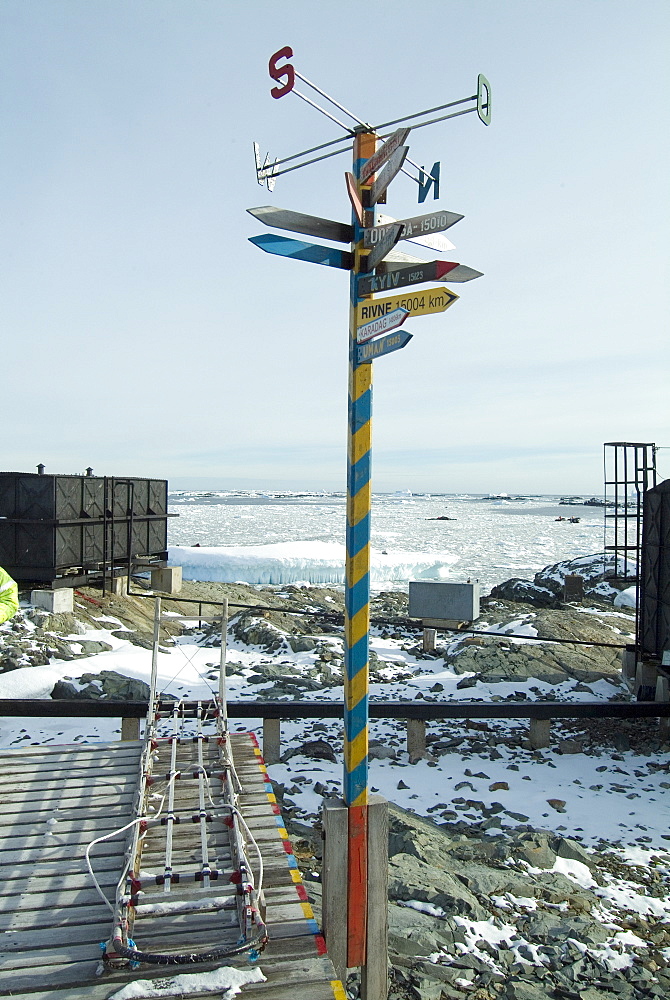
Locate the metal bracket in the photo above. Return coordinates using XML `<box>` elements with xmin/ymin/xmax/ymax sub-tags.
<box><xmin>253</xmin><ymin>142</ymin><xmax>278</xmax><ymax>191</ymax></box>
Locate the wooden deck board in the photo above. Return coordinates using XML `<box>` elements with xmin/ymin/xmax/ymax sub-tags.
<box><xmin>0</xmin><ymin>731</ymin><xmax>344</xmax><ymax>999</ymax></box>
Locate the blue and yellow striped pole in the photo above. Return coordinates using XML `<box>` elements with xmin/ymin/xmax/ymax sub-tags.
<box><xmin>344</xmin><ymin>129</ymin><xmax>376</xmax><ymax>969</ymax></box>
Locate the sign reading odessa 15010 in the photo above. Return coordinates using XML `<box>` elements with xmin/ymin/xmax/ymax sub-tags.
<box><xmin>356</xmin><ymin>286</ymin><xmax>459</xmax><ymax>324</ymax></box>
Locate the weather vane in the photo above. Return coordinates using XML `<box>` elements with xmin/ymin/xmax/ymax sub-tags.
<box><xmin>253</xmin><ymin>45</ymin><xmax>491</xmax><ymax>203</ymax></box>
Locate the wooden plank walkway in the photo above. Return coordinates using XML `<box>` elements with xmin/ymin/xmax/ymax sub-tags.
<box><xmin>0</xmin><ymin>733</ymin><xmax>345</xmax><ymax>999</ymax></box>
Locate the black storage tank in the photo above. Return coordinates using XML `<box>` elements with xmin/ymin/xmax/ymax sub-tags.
<box><xmin>639</xmin><ymin>479</ymin><xmax>670</xmax><ymax>660</ymax></box>
<box><xmin>0</xmin><ymin>472</ymin><xmax>169</xmax><ymax>582</ymax></box>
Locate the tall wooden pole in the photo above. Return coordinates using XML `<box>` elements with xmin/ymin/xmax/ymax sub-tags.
<box><xmin>344</xmin><ymin>128</ymin><xmax>376</xmax><ymax>969</ymax></box>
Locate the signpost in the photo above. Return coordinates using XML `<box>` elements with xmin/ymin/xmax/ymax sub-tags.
<box><xmin>361</xmin><ymin>221</ymin><xmax>403</xmax><ymax>273</ymax></box>
<box><xmin>248</xmin><ymin>233</ymin><xmax>352</xmax><ymax>269</ymax></box>
<box><xmin>356</xmin><ymin>306</ymin><xmax>409</xmax><ymax>343</ymax></box>
<box><xmin>248</xmin><ymin>51</ymin><xmax>490</xmax><ymax>995</ymax></box>
<box><xmin>357</xmin><ymin>329</ymin><xmax>412</xmax><ymax>363</ymax></box>
<box><xmin>247</xmin><ymin>206</ymin><xmax>352</xmax><ymax>244</ymax></box>
<box><xmin>345</xmin><ymin>172</ymin><xmax>364</xmax><ymax>226</ymax></box>
<box><xmin>365</xmin><ymin>145</ymin><xmax>409</xmax><ymax>206</ymax></box>
<box><xmin>367</xmin><ymin>208</ymin><xmax>463</xmax><ymax>247</ymax></box>
<box><xmin>359</xmin><ymin>126</ymin><xmax>411</xmax><ymax>184</ymax></box>
<box><xmin>359</xmin><ymin>259</ymin><xmax>483</xmax><ymax>296</ymax></box>
<box><xmin>356</xmin><ymin>286</ymin><xmax>459</xmax><ymax>324</ymax></box>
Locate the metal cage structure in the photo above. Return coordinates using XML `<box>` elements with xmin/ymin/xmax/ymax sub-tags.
<box><xmin>602</xmin><ymin>443</ymin><xmax>658</xmax><ymax>659</ymax></box>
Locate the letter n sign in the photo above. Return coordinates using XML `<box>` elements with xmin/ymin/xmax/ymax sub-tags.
<box><xmin>418</xmin><ymin>162</ymin><xmax>440</xmax><ymax>203</ymax></box>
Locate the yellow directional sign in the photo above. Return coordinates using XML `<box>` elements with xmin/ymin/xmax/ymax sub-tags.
<box><xmin>356</xmin><ymin>286</ymin><xmax>459</xmax><ymax>325</ymax></box>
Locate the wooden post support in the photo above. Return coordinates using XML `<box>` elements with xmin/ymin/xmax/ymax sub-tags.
<box><xmin>529</xmin><ymin>718</ymin><xmax>551</xmax><ymax>749</ymax></box>
<box><xmin>322</xmin><ymin>797</ymin><xmax>349</xmax><ymax>985</ymax></box>
<box><xmin>407</xmin><ymin>718</ymin><xmax>426</xmax><ymax>762</ymax></box>
<box><xmin>422</xmin><ymin>627</ymin><xmax>437</xmax><ymax>653</ymax></box>
<box><xmin>361</xmin><ymin>794</ymin><xmax>389</xmax><ymax>1000</ymax></box>
<box><xmin>323</xmin><ymin>795</ymin><xmax>389</xmax><ymax>999</ymax></box>
<box><xmin>263</xmin><ymin>717</ymin><xmax>281</xmax><ymax>764</ymax></box>
<box><xmin>121</xmin><ymin>717</ymin><xmax>140</xmax><ymax>741</ymax></box>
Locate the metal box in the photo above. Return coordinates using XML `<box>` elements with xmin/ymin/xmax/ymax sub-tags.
<box><xmin>0</xmin><ymin>472</ymin><xmax>169</xmax><ymax>583</ymax></box>
<box><xmin>408</xmin><ymin>581</ymin><xmax>480</xmax><ymax>622</ymax></box>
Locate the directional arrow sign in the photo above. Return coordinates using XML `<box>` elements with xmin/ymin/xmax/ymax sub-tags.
<box><xmin>362</xmin><ymin>222</ymin><xmax>403</xmax><ymax>273</ymax></box>
<box><xmin>356</xmin><ymin>306</ymin><xmax>409</xmax><ymax>344</ymax></box>
<box><xmin>345</xmin><ymin>172</ymin><xmax>364</xmax><ymax>226</ymax></box>
<box><xmin>356</xmin><ymin>286</ymin><xmax>458</xmax><ymax>325</ymax></box>
<box><xmin>374</xmin><ymin>209</ymin><xmax>463</xmax><ymax>250</ymax></box>
<box><xmin>366</xmin><ymin>146</ymin><xmax>409</xmax><ymax>206</ymax></box>
<box><xmin>359</xmin><ymin>260</ymin><xmax>483</xmax><ymax>296</ymax></box>
<box><xmin>249</xmin><ymin>234</ymin><xmax>352</xmax><ymax>270</ymax></box>
<box><xmin>358</xmin><ymin>329</ymin><xmax>413</xmax><ymax>364</ymax></box>
<box><xmin>360</xmin><ymin>127</ymin><xmax>411</xmax><ymax>185</ymax></box>
<box><xmin>247</xmin><ymin>206</ymin><xmax>353</xmax><ymax>244</ymax></box>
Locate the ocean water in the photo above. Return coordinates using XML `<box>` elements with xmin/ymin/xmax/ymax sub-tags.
<box><xmin>167</xmin><ymin>491</ymin><xmax>606</xmax><ymax>592</ymax></box>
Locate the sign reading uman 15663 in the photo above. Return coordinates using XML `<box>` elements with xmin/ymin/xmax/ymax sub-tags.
<box><xmin>356</xmin><ymin>286</ymin><xmax>459</xmax><ymax>324</ymax></box>
<box><xmin>357</xmin><ymin>329</ymin><xmax>412</xmax><ymax>364</ymax></box>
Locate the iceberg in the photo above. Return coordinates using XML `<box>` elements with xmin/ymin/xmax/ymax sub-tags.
<box><xmin>168</xmin><ymin>541</ymin><xmax>458</xmax><ymax>586</ymax></box>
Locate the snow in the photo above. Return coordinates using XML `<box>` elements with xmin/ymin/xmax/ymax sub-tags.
<box><xmin>550</xmin><ymin>855</ymin><xmax>595</xmax><ymax>888</ymax></box>
<box><xmin>614</xmin><ymin>586</ymin><xmax>637</xmax><ymax>608</ymax></box>
<box><xmin>108</xmin><ymin>966</ymin><xmax>266</xmax><ymax>999</ymax></box>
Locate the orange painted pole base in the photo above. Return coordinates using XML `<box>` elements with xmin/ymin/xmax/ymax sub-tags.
<box><xmin>347</xmin><ymin>803</ymin><xmax>368</xmax><ymax>968</ymax></box>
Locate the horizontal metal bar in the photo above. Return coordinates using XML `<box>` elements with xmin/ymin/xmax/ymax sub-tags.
<box><xmin>373</xmin><ymin>94</ymin><xmax>476</xmax><ymax>132</ymax></box>
<box><xmin>1</xmin><ymin>699</ymin><xmax>668</xmax><ymax>721</ymax></box>
<box><xmin>269</xmin><ymin>143</ymin><xmax>353</xmax><ymax>178</ymax></box>
<box><xmin>125</xmin><ymin>591</ymin><xmax>628</xmax><ymax>649</ymax></box>
<box><xmin>408</xmin><ymin>106</ymin><xmax>479</xmax><ymax>133</ymax></box>
<box><xmin>3</xmin><ymin>514</ymin><xmax>175</xmax><ymax>525</ymax></box>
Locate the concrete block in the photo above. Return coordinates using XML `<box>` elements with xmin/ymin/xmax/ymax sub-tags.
<box><xmin>263</xmin><ymin>717</ymin><xmax>281</xmax><ymax>765</ymax></box>
<box><xmin>151</xmin><ymin>566</ymin><xmax>182</xmax><ymax>595</ymax></box>
<box><xmin>422</xmin><ymin>627</ymin><xmax>437</xmax><ymax>653</ymax></box>
<box><xmin>409</xmin><ymin>581</ymin><xmax>480</xmax><ymax>622</ymax></box>
<box><xmin>621</xmin><ymin>647</ymin><xmax>637</xmax><ymax>685</ymax></box>
<box><xmin>407</xmin><ymin>718</ymin><xmax>427</xmax><ymax>762</ymax></box>
<box><xmin>109</xmin><ymin>576</ymin><xmax>128</xmax><ymax>596</ymax></box>
<box><xmin>529</xmin><ymin>718</ymin><xmax>551</xmax><ymax>749</ymax></box>
<box><xmin>635</xmin><ymin>660</ymin><xmax>657</xmax><ymax>701</ymax></box>
<box><xmin>121</xmin><ymin>717</ymin><xmax>140</xmax><ymax>741</ymax></box>
<box><xmin>31</xmin><ymin>588</ymin><xmax>74</xmax><ymax>614</ymax></box>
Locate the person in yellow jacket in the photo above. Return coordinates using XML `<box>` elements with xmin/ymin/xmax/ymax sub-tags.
<box><xmin>0</xmin><ymin>566</ymin><xmax>19</xmax><ymax>624</ymax></box>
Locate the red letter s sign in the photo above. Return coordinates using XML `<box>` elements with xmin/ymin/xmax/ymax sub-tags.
<box><xmin>269</xmin><ymin>46</ymin><xmax>294</xmax><ymax>99</ymax></box>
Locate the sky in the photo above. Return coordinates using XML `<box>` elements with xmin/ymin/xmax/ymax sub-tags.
<box><xmin>1</xmin><ymin>0</ymin><xmax>669</xmax><ymax>494</ymax></box>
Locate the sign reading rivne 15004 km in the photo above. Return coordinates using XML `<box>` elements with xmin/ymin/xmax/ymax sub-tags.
<box><xmin>356</xmin><ymin>286</ymin><xmax>459</xmax><ymax>324</ymax></box>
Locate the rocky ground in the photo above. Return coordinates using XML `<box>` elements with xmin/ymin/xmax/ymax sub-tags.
<box><xmin>0</xmin><ymin>555</ymin><xmax>668</xmax><ymax>999</ymax></box>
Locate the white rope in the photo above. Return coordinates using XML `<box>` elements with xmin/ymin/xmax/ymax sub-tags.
<box><xmin>84</xmin><ymin>773</ymin><xmax>179</xmax><ymax>914</ymax></box>
<box><xmin>192</xmin><ymin>765</ymin><xmax>264</xmax><ymax>899</ymax></box>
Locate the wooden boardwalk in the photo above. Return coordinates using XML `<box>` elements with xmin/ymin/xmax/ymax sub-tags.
<box><xmin>0</xmin><ymin>733</ymin><xmax>345</xmax><ymax>999</ymax></box>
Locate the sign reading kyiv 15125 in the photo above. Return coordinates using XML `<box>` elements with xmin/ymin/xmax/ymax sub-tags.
<box><xmin>356</xmin><ymin>286</ymin><xmax>459</xmax><ymax>324</ymax></box>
